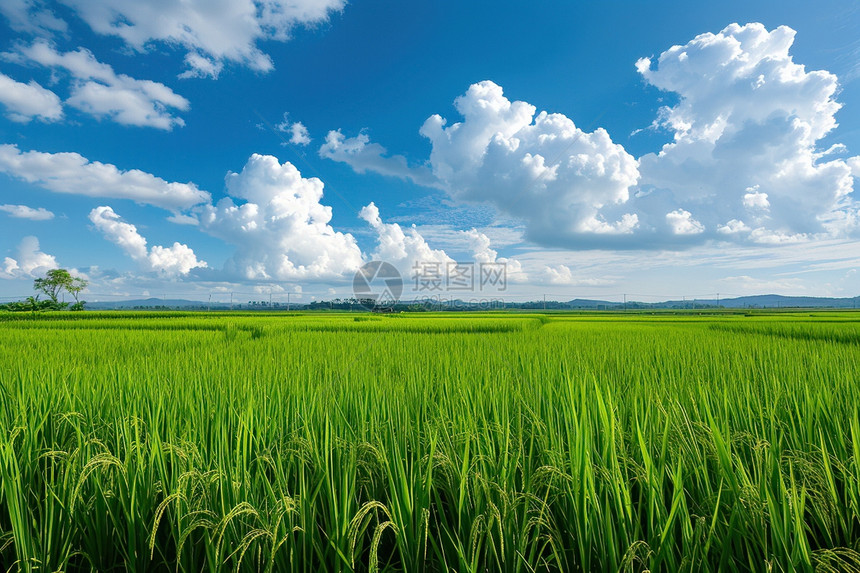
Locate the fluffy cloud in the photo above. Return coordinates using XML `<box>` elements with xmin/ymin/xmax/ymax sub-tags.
<box><xmin>0</xmin><ymin>72</ymin><xmax>62</xmax><ymax>122</ymax></box>
<box><xmin>199</xmin><ymin>154</ymin><xmax>363</xmax><ymax>280</ymax></box>
<box><xmin>55</xmin><ymin>0</ymin><xmax>346</xmax><ymax>78</ymax></box>
<box><xmin>323</xmin><ymin>24</ymin><xmax>859</xmax><ymax>251</ymax></box>
<box><xmin>636</xmin><ymin>22</ymin><xmax>859</xmax><ymax>242</ymax></box>
<box><xmin>666</xmin><ymin>209</ymin><xmax>705</xmax><ymax>235</ymax></box>
<box><xmin>320</xmin><ymin>130</ymin><xmax>440</xmax><ymax>187</ymax></box>
<box><xmin>357</xmin><ymin>204</ymin><xmax>525</xmax><ymax>293</ymax></box>
<box><xmin>0</xmin><ymin>144</ymin><xmax>210</xmax><ymax>211</ymax></box>
<box><xmin>462</xmin><ymin>228</ymin><xmax>527</xmax><ymax>282</ymax></box>
<box><xmin>327</xmin><ymin>81</ymin><xmax>641</xmax><ymax>247</ymax></box>
<box><xmin>0</xmin><ymin>235</ymin><xmax>57</xmax><ymax>279</ymax></box>
<box><xmin>274</xmin><ymin>114</ymin><xmax>311</xmax><ymax>145</ymax></box>
<box><xmin>289</xmin><ymin>122</ymin><xmax>311</xmax><ymax>145</ymax></box>
<box><xmin>359</xmin><ymin>202</ymin><xmax>453</xmax><ymax>272</ymax></box>
<box><xmin>419</xmin><ymin>81</ymin><xmax>641</xmax><ymax>247</ymax></box>
<box><xmin>89</xmin><ymin>206</ymin><xmax>206</xmax><ymax>276</ymax></box>
<box><xmin>5</xmin><ymin>41</ymin><xmax>189</xmax><ymax>129</ymax></box>
<box><xmin>0</xmin><ymin>203</ymin><xmax>54</xmax><ymax>220</ymax></box>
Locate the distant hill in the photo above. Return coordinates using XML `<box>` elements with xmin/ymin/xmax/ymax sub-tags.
<box><xmin>657</xmin><ymin>294</ymin><xmax>858</xmax><ymax>309</ymax></box>
<box><xmin>81</xmin><ymin>293</ymin><xmax>858</xmax><ymax>311</ymax></box>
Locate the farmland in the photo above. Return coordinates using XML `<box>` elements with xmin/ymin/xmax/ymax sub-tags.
<box><xmin>1</xmin><ymin>311</ymin><xmax>860</xmax><ymax>571</ymax></box>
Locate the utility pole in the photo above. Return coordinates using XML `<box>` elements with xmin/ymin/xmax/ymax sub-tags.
<box><xmin>623</xmin><ymin>294</ymin><xmax>627</xmax><ymax>312</ymax></box>
<box><xmin>208</xmin><ymin>294</ymin><xmax>211</xmax><ymax>312</ymax></box>
<box><xmin>287</xmin><ymin>292</ymin><xmax>291</xmax><ymax>311</ymax></box>
<box><xmin>543</xmin><ymin>294</ymin><xmax>546</xmax><ymax>311</ymax></box>
<box><xmin>716</xmin><ymin>292</ymin><xmax>720</xmax><ymax>308</ymax></box>
<box><xmin>269</xmin><ymin>290</ymin><xmax>272</xmax><ymax>308</ymax></box>
<box><xmin>230</xmin><ymin>292</ymin><xmax>233</xmax><ymax>311</ymax></box>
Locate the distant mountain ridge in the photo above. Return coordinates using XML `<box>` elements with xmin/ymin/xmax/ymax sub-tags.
<box><xmin>82</xmin><ymin>294</ymin><xmax>859</xmax><ymax>310</ymax></box>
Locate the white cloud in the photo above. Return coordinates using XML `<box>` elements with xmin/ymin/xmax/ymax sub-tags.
<box><xmin>0</xmin><ymin>235</ymin><xmax>57</xmax><ymax>279</ymax></box>
<box><xmin>462</xmin><ymin>228</ymin><xmax>527</xmax><ymax>282</ymax></box>
<box><xmin>5</xmin><ymin>41</ymin><xmax>189</xmax><ymax>129</ymax></box>
<box><xmin>0</xmin><ymin>203</ymin><xmax>54</xmax><ymax>220</ymax></box>
<box><xmin>849</xmin><ymin>156</ymin><xmax>860</xmax><ymax>178</ymax></box>
<box><xmin>320</xmin><ymin>130</ymin><xmax>440</xmax><ymax>187</ymax></box>
<box><xmin>0</xmin><ymin>72</ymin><xmax>62</xmax><ymax>122</ymax></box>
<box><xmin>717</xmin><ymin>219</ymin><xmax>750</xmax><ymax>235</ymax></box>
<box><xmin>742</xmin><ymin>186</ymin><xmax>770</xmax><ymax>209</ymax></box>
<box><xmin>0</xmin><ymin>144</ymin><xmax>210</xmax><ymax>211</ymax></box>
<box><xmin>199</xmin><ymin>154</ymin><xmax>363</xmax><ymax>280</ymax></box>
<box><xmin>323</xmin><ymin>24</ymin><xmax>859</xmax><ymax>251</ymax></box>
<box><xmin>540</xmin><ymin>264</ymin><xmax>615</xmax><ymax>287</ymax></box>
<box><xmin>666</xmin><ymin>209</ymin><xmax>705</xmax><ymax>235</ymax></box>
<box><xmin>359</xmin><ymin>201</ymin><xmax>453</xmax><ymax>273</ymax></box>
<box><xmin>57</xmin><ymin>0</ymin><xmax>346</xmax><ymax>78</ymax></box>
<box><xmin>637</xmin><ymin>23</ymin><xmax>859</xmax><ymax>242</ymax></box>
<box><xmin>325</xmin><ymin>81</ymin><xmax>641</xmax><ymax>247</ymax></box>
<box><xmin>0</xmin><ymin>0</ymin><xmax>66</xmax><ymax>34</ymax></box>
<box><xmin>289</xmin><ymin>122</ymin><xmax>311</xmax><ymax>146</ymax></box>
<box><xmin>748</xmin><ymin>227</ymin><xmax>808</xmax><ymax>245</ymax></box>
<box><xmin>89</xmin><ymin>206</ymin><xmax>207</xmax><ymax>276</ymax></box>
<box><xmin>275</xmin><ymin>115</ymin><xmax>312</xmax><ymax>145</ymax></box>
<box><xmin>419</xmin><ymin>81</ymin><xmax>641</xmax><ymax>247</ymax></box>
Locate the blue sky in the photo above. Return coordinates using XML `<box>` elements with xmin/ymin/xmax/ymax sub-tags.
<box><xmin>0</xmin><ymin>0</ymin><xmax>858</xmax><ymax>304</ymax></box>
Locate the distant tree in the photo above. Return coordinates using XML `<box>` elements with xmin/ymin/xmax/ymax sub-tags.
<box><xmin>34</xmin><ymin>269</ymin><xmax>73</xmax><ymax>303</ymax></box>
<box><xmin>67</xmin><ymin>275</ymin><xmax>88</xmax><ymax>310</ymax></box>
<box><xmin>67</xmin><ymin>275</ymin><xmax>88</xmax><ymax>303</ymax></box>
<box><xmin>33</xmin><ymin>269</ymin><xmax>87</xmax><ymax>309</ymax></box>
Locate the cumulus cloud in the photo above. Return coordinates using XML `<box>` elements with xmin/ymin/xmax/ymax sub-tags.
<box><xmin>462</xmin><ymin>228</ymin><xmax>527</xmax><ymax>282</ymax></box>
<box><xmin>356</xmin><ymin>204</ymin><xmax>524</xmax><ymax>293</ymax></box>
<box><xmin>275</xmin><ymin>118</ymin><xmax>311</xmax><ymax>146</ymax></box>
<box><xmin>0</xmin><ymin>72</ymin><xmax>62</xmax><ymax>122</ymax></box>
<box><xmin>419</xmin><ymin>81</ymin><xmax>641</xmax><ymax>247</ymax></box>
<box><xmin>289</xmin><ymin>122</ymin><xmax>311</xmax><ymax>145</ymax></box>
<box><xmin>666</xmin><ymin>209</ymin><xmax>705</xmax><ymax>235</ymax></box>
<box><xmin>0</xmin><ymin>144</ymin><xmax>210</xmax><ymax>211</ymax></box>
<box><xmin>0</xmin><ymin>204</ymin><xmax>54</xmax><ymax>220</ymax></box>
<box><xmin>0</xmin><ymin>235</ymin><xmax>57</xmax><ymax>279</ymax></box>
<box><xmin>274</xmin><ymin>114</ymin><xmax>311</xmax><ymax>145</ymax></box>
<box><xmin>324</xmin><ymin>81</ymin><xmax>641</xmax><ymax>247</ymax></box>
<box><xmin>359</xmin><ymin>202</ymin><xmax>453</xmax><ymax>274</ymax></box>
<box><xmin>717</xmin><ymin>219</ymin><xmax>750</xmax><ymax>235</ymax></box>
<box><xmin>742</xmin><ymin>186</ymin><xmax>770</xmax><ymax>210</ymax></box>
<box><xmin>199</xmin><ymin>154</ymin><xmax>363</xmax><ymax>280</ymax></box>
<box><xmin>89</xmin><ymin>206</ymin><xmax>207</xmax><ymax>276</ymax></box>
<box><xmin>55</xmin><ymin>0</ymin><xmax>346</xmax><ymax>78</ymax></box>
<box><xmin>4</xmin><ymin>40</ymin><xmax>189</xmax><ymax>129</ymax></box>
<box><xmin>320</xmin><ymin>130</ymin><xmax>440</xmax><ymax>187</ymax></box>
<box><xmin>637</xmin><ymin>22</ymin><xmax>859</xmax><ymax>242</ymax></box>
<box><xmin>323</xmin><ymin>24</ymin><xmax>859</xmax><ymax>251</ymax></box>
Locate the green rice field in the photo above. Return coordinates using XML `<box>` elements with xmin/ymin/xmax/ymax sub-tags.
<box><xmin>2</xmin><ymin>311</ymin><xmax>860</xmax><ymax>571</ymax></box>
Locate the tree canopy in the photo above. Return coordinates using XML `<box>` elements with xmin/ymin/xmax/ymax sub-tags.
<box><xmin>32</xmin><ymin>269</ymin><xmax>88</xmax><ymax>310</ymax></box>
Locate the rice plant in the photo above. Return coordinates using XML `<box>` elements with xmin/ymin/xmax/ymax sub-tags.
<box><xmin>1</xmin><ymin>311</ymin><xmax>859</xmax><ymax>571</ymax></box>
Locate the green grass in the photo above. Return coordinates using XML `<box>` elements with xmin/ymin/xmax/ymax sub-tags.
<box><xmin>1</xmin><ymin>311</ymin><xmax>860</xmax><ymax>571</ymax></box>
